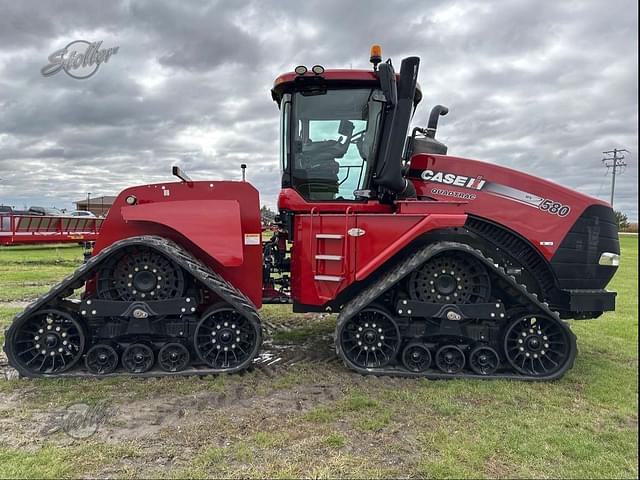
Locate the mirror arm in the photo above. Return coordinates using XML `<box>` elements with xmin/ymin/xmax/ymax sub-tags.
<box><xmin>172</xmin><ymin>166</ymin><xmax>194</xmax><ymax>186</ymax></box>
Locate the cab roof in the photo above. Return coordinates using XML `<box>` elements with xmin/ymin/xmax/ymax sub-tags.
<box><xmin>271</xmin><ymin>68</ymin><xmax>422</xmax><ymax>106</ymax></box>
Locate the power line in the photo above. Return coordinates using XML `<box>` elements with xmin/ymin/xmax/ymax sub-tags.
<box><xmin>602</xmin><ymin>148</ymin><xmax>628</xmax><ymax>207</ymax></box>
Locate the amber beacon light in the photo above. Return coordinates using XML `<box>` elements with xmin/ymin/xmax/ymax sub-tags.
<box><xmin>370</xmin><ymin>44</ymin><xmax>382</xmax><ymax>70</ymax></box>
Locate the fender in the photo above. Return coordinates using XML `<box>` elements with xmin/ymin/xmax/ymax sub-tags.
<box><xmin>355</xmin><ymin>212</ymin><xmax>468</xmax><ymax>281</ymax></box>
<box><xmin>121</xmin><ymin>200</ymin><xmax>244</xmax><ymax>267</ymax></box>
<box><xmin>92</xmin><ymin>180</ymin><xmax>263</xmax><ymax>307</ymax></box>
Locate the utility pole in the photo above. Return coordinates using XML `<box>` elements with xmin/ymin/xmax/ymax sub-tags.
<box><xmin>602</xmin><ymin>149</ymin><xmax>627</xmax><ymax>207</ymax></box>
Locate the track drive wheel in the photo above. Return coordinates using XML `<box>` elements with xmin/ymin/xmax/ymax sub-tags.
<box><xmin>503</xmin><ymin>314</ymin><xmax>576</xmax><ymax>378</ymax></box>
<box><xmin>408</xmin><ymin>252</ymin><xmax>491</xmax><ymax>304</ymax></box>
<box><xmin>5</xmin><ymin>309</ymin><xmax>85</xmax><ymax>376</ymax></box>
<box><xmin>96</xmin><ymin>246</ymin><xmax>186</xmax><ymax>301</ymax></box>
<box><xmin>193</xmin><ymin>305</ymin><xmax>261</xmax><ymax>372</ymax></box>
<box><xmin>337</xmin><ymin>307</ymin><xmax>401</xmax><ymax>369</ymax></box>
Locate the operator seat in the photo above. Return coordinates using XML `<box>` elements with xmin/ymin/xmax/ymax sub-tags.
<box><xmin>296</xmin><ymin>120</ymin><xmax>355</xmax><ymax>200</ymax></box>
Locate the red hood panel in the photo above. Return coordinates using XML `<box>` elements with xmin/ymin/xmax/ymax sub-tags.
<box><xmin>407</xmin><ymin>154</ymin><xmax>610</xmax><ymax>260</ymax></box>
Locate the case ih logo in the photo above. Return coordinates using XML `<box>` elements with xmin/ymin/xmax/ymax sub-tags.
<box><xmin>421</xmin><ymin>169</ymin><xmax>486</xmax><ymax>190</ymax></box>
<box><xmin>41</xmin><ymin>40</ymin><xmax>119</xmax><ymax>79</ymax></box>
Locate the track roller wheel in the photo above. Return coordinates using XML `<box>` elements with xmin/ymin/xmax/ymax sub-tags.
<box><xmin>435</xmin><ymin>345</ymin><xmax>466</xmax><ymax>374</ymax></box>
<box><xmin>193</xmin><ymin>305</ymin><xmax>261</xmax><ymax>372</ymax></box>
<box><xmin>6</xmin><ymin>309</ymin><xmax>85</xmax><ymax>376</ymax></box>
<box><xmin>158</xmin><ymin>343</ymin><xmax>190</xmax><ymax>372</ymax></box>
<box><xmin>337</xmin><ymin>307</ymin><xmax>401</xmax><ymax>369</ymax></box>
<box><xmin>401</xmin><ymin>342</ymin><xmax>432</xmax><ymax>372</ymax></box>
<box><xmin>122</xmin><ymin>343</ymin><xmax>155</xmax><ymax>374</ymax></box>
<box><xmin>85</xmin><ymin>344</ymin><xmax>119</xmax><ymax>375</ymax></box>
<box><xmin>468</xmin><ymin>346</ymin><xmax>500</xmax><ymax>375</ymax></box>
<box><xmin>503</xmin><ymin>314</ymin><xmax>575</xmax><ymax>377</ymax></box>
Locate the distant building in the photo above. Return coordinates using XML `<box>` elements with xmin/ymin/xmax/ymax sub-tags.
<box><xmin>74</xmin><ymin>196</ymin><xmax>117</xmax><ymax>217</ymax></box>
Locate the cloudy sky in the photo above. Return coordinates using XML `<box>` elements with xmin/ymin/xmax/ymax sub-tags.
<box><xmin>0</xmin><ymin>0</ymin><xmax>637</xmax><ymax>219</ymax></box>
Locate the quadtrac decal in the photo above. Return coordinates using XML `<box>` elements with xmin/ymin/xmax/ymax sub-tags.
<box><xmin>417</xmin><ymin>169</ymin><xmax>571</xmax><ymax>216</ymax></box>
<box><xmin>430</xmin><ymin>187</ymin><xmax>477</xmax><ymax>200</ymax></box>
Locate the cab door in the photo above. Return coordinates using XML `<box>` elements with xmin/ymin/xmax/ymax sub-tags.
<box><xmin>291</xmin><ymin>209</ymin><xmax>357</xmax><ymax>305</ymax></box>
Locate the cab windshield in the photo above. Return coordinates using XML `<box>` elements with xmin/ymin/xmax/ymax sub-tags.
<box><xmin>289</xmin><ymin>88</ymin><xmax>384</xmax><ymax>201</ymax></box>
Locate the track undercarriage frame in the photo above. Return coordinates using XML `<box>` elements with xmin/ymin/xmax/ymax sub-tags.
<box><xmin>4</xmin><ymin>235</ymin><xmax>577</xmax><ymax>380</ymax></box>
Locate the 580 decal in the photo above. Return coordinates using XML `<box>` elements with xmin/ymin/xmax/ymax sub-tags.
<box><xmin>538</xmin><ymin>199</ymin><xmax>571</xmax><ymax>217</ymax></box>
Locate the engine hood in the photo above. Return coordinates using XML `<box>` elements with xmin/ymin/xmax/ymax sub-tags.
<box><xmin>406</xmin><ymin>153</ymin><xmax>611</xmax><ymax>260</ymax></box>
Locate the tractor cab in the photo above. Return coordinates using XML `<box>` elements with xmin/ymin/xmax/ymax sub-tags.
<box><xmin>271</xmin><ymin>46</ymin><xmax>426</xmax><ymax>206</ymax></box>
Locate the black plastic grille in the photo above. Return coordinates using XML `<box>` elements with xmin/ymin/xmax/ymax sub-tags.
<box><xmin>550</xmin><ymin>205</ymin><xmax>619</xmax><ymax>289</ymax></box>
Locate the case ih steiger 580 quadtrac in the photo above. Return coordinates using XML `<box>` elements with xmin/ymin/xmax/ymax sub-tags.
<box><xmin>4</xmin><ymin>46</ymin><xmax>619</xmax><ymax>380</ymax></box>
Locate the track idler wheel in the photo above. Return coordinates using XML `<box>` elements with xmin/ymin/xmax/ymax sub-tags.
<box><xmin>468</xmin><ymin>346</ymin><xmax>500</xmax><ymax>375</ymax></box>
<box><xmin>85</xmin><ymin>344</ymin><xmax>119</xmax><ymax>375</ymax></box>
<box><xmin>158</xmin><ymin>343</ymin><xmax>190</xmax><ymax>372</ymax></box>
<box><xmin>6</xmin><ymin>309</ymin><xmax>85</xmax><ymax>376</ymax></box>
<box><xmin>337</xmin><ymin>307</ymin><xmax>401</xmax><ymax>369</ymax></box>
<box><xmin>122</xmin><ymin>343</ymin><xmax>155</xmax><ymax>374</ymax></box>
<box><xmin>435</xmin><ymin>345</ymin><xmax>466</xmax><ymax>374</ymax></box>
<box><xmin>193</xmin><ymin>305</ymin><xmax>261</xmax><ymax>372</ymax></box>
<box><xmin>503</xmin><ymin>314</ymin><xmax>576</xmax><ymax>378</ymax></box>
<box><xmin>401</xmin><ymin>342</ymin><xmax>432</xmax><ymax>372</ymax></box>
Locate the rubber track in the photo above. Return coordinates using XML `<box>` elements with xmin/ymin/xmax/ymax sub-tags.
<box><xmin>335</xmin><ymin>241</ymin><xmax>577</xmax><ymax>381</ymax></box>
<box><xmin>3</xmin><ymin>235</ymin><xmax>262</xmax><ymax>378</ymax></box>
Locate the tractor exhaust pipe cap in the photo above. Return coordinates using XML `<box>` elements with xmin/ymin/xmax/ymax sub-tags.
<box><xmin>426</xmin><ymin>105</ymin><xmax>449</xmax><ymax>138</ymax></box>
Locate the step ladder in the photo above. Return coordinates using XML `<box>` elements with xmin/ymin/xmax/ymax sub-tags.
<box><xmin>313</xmin><ymin>233</ymin><xmax>345</xmax><ymax>283</ymax></box>
<box><xmin>307</xmin><ymin>209</ymin><xmax>355</xmax><ymax>301</ymax></box>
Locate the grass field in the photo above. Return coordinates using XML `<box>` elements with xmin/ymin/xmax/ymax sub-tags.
<box><xmin>0</xmin><ymin>238</ymin><xmax>637</xmax><ymax>478</ymax></box>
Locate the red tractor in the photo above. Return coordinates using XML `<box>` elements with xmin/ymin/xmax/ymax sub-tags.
<box><xmin>4</xmin><ymin>47</ymin><xmax>619</xmax><ymax>380</ymax></box>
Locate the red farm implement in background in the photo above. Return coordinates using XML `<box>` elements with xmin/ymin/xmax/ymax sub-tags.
<box><xmin>0</xmin><ymin>213</ymin><xmax>103</xmax><ymax>246</ymax></box>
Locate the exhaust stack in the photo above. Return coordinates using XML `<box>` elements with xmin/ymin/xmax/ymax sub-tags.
<box><xmin>375</xmin><ymin>56</ymin><xmax>420</xmax><ymax>197</ymax></box>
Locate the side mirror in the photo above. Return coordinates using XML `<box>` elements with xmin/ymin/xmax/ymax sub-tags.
<box><xmin>377</xmin><ymin>62</ymin><xmax>397</xmax><ymax>107</ymax></box>
<box><xmin>172</xmin><ymin>165</ymin><xmax>193</xmax><ymax>185</ymax></box>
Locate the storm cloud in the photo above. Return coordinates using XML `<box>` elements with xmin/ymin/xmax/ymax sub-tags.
<box><xmin>0</xmin><ymin>0</ymin><xmax>637</xmax><ymax>219</ymax></box>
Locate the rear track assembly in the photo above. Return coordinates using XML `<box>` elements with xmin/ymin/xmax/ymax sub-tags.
<box><xmin>335</xmin><ymin>241</ymin><xmax>577</xmax><ymax>380</ymax></box>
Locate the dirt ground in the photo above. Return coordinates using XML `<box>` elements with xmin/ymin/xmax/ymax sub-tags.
<box><xmin>0</xmin><ymin>315</ymin><xmax>429</xmax><ymax>477</ymax></box>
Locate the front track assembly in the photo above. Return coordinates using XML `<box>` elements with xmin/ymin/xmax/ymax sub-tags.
<box><xmin>335</xmin><ymin>242</ymin><xmax>577</xmax><ymax>380</ymax></box>
<box><xmin>3</xmin><ymin>236</ymin><xmax>262</xmax><ymax>378</ymax></box>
